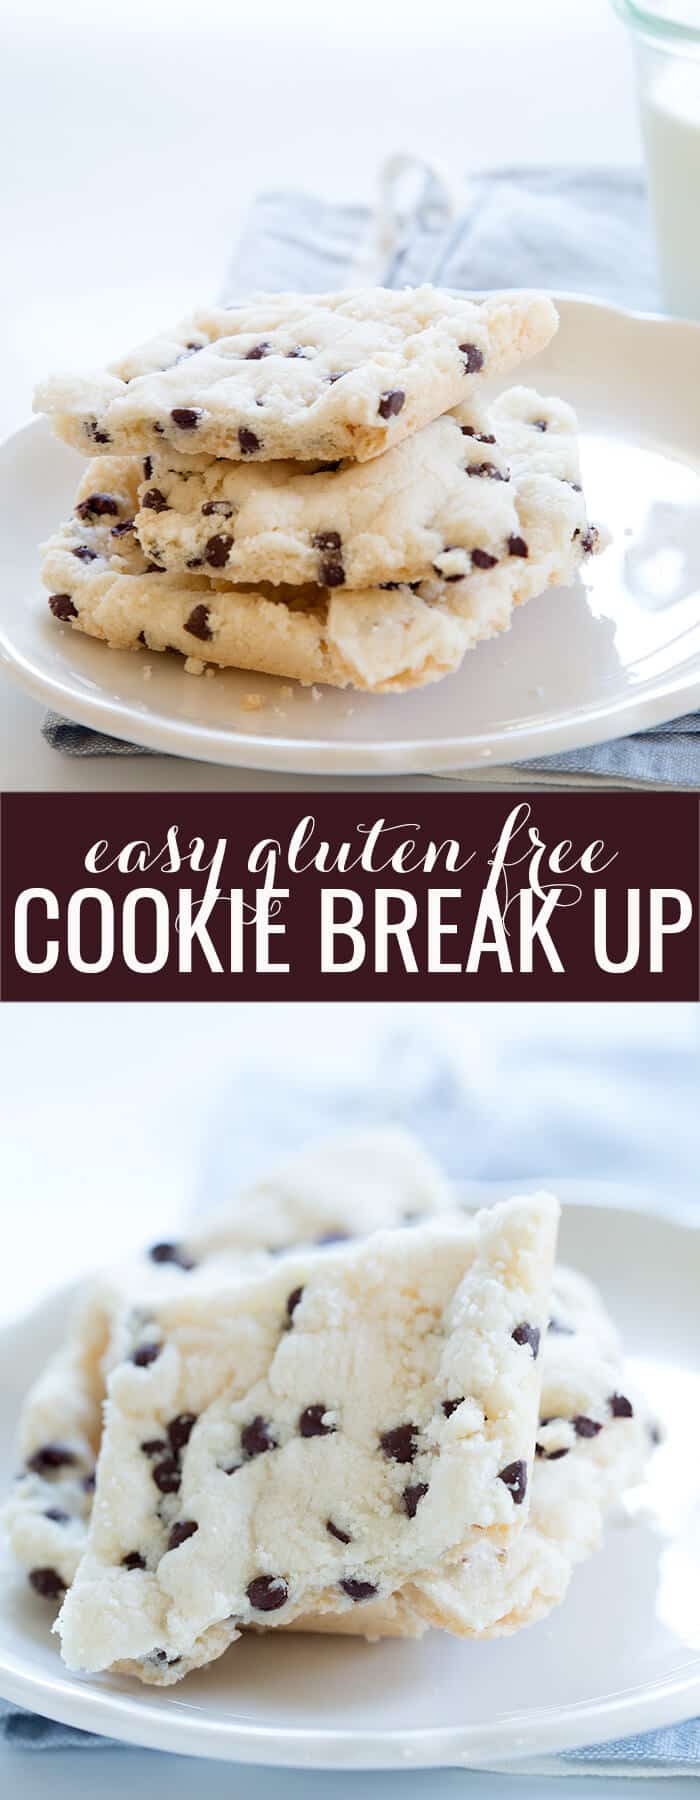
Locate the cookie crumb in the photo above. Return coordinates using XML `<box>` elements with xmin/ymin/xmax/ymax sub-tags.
<box><xmin>184</xmin><ymin>656</ymin><xmax>205</xmax><ymax>676</ymax></box>
<box><xmin>241</xmin><ymin>692</ymin><xmax>263</xmax><ymax>712</ymax></box>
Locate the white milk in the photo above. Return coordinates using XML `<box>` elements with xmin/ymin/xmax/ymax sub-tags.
<box><xmin>640</xmin><ymin>58</ymin><xmax>700</xmax><ymax>318</ymax></box>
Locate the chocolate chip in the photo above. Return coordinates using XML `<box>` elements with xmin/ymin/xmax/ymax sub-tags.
<box><xmin>380</xmin><ymin>1424</ymin><xmax>418</xmax><ymax>1465</ymax></box>
<box><xmin>27</xmin><ymin>1445</ymin><xmax>77</xmax><ymax>1474</ymax></box>
<box><xmin>321</xmin><ymin>560</ymin><xmax>345</xmax><ymax>587</ymax></box>
<box><xmin>185</xmin><ymin>603</ymin><xmax>213</xmax><ymax>640</ymax></box>
<box><xmin>402</xmin><ymin>1482</ymin><xmax>428</xmax><ymax>1518</ymax></box>
<box><xmin>131</xmin><ymin>1342</ymin><xmax>161</xmax><ymax>1367</ymax></box>
<box><xmin>85</xmin><ymin>421</ymin><xmax>111</xmax><ymax>445</ymax></box>
<box><xmin>71</xmin><ymin>545</ymin><xmax>98</xmax><ymax>563</ymax></box>
<box><xmin>185</xmin><ymin>341</ymin><xmax>203</xmax><ymax>352</ymax></box>
<box><xmin>573</xmin><ymin>1415</ymin><xmax>603</xmax><ymax>1439</ymax></box>
<box><xmin>532</xmin><ymin>418</ymin><xmax>548</xmax><ymax>431</ymax></box>
<box><xmin>149</xmin><ymin>1648</ymin><xmax>180</xmax><ymax>1665</ymax></box>
<box><xmin>186</xmin><ymin>557</ymin><xmax>203</xmax><ymax>569</ymax></box>
<box><xmin>245</xmin><ymin>342</ymin><xmax>271</xmax><ymax>360</ymax></box>
<box><xmin>238</xmin><ymin>427</ymin><xmax>260</xmax><ymax>454</ymax></box>
<box><xmin>75</xmin><ymin>493</ymin><xmax>119</xmax><ymax>519</ymax></box>
<box><xmin>581</xmin><ymin>526</ymin><xmax>599</xmax><ymax>554</ymax></box>
<box><xmin>143</xmin><ymin>456</ymin><xmax>153</xmax><ymax>480</ymax></box>
<box><xmin>536</xmin><ymin>1443</ymin><xmax>569</xmax><ymax>1461</ymax></box>
<box><xmin>471</xmin><ymin>548</ymin><xmax>498</xmax><ymax>570</ymax></box>
<box><xmin>442</xmin><ymin>1398</ymin><xmax>464</xmax><ymax>1419</ymax></box>
<box><xmin>141</xmin><ymin>1438</ymin><xmax>168</xmax><ymax>1456</ymax></box>
<box><xmin>508</xmin><ymin>534</ymin><xmax>529</xmax><ymax>558</ymax></box>
<box><xmin>460</xmin><ymin>343</ymin><xmax>484</xmax><ymax>374</ymax></box>
<box><xmin>145</xmin><ymin>561</ymin><xmax>165</xmax><ymax>573</ymax></box>
<box><xmin>148</xmin><ymin>1241</ymin><xmax>195</xmax><ymax>1269</ymax></box>
<box><xmin>202</xmin><ymin>499</ymin><xmax>233</xmax><ymax>517</ymax></box>
<box><xmin>466</xmin><ymin>462</ymin><xmax>508</xmax><ymax>481</ymax></box>
<box><xmin>609</xmin><ymin>1393</ymin><xmax>634</xmax><ymax>1419</ymax></box>
<box><xmin>498</xmin><ymin>1460</ymin><xmax>528</xmax><ymax>1504</ymax></box>
<box><xmin>378</xmin><ymin>388</ymin><xmax>405</xmax><ymax>420</ymax></box>
<box><xmin>299</xmin><ymin>1404</ymin><xmax>335</xmax><ymax>1438</ymax></box>
<box><xmin>511</xmin><ymin>1323</ymin><xmax>541</xmax><ymax>1358</ymax></box>
<box><xmin>287</xmin><ymin>345</ymin><xmax>307</xmax><ymax>358</ymax></box>
<box><xmin>171</xmin><ymin>408</ymin><xmax>201</xmax><ymax>430</ymax></box>
<box><xmin>29</xmin><ymin>1567</ymin><xmax>65</xmax><ymax>1601</ymax></box>
<box><xmin>43</xmin><ymin>1507</ymin><xmax>70</xmax><ymax>1524</ymax></box>
<box><xmin>153</xmin><ymin>422</ymin><xmax>164</xmax><ymax>434</ymax></box>
<box><xmin>168</xmin><ymin>1413</ymin><xmax>197</xmax><ymax>1454</ymax></box>
<box><xmin>246</xmin><ymin>1575</ymin><xmax>288</xmax><ymax>1612</ymax></box>
<box><xmin>241</xmin><ymin>1416</ymin><xmax>276</xmax><ymax>1458</ymax></box>
<box><xmin>340</xmin><ymin>1578</ymin><xmax>377</xmax><ymax>1602</ymax></box>
<box><xmin>167</xmin><ymin>1520</ymin><xmax>198</xmax><ymax>1551</ymax></box>
<box><xmin>461</xmin><ymin>426</ymin><xmax>496</xmax><ymax>445</ymax></box>
<box><xmin>326</xmin><ymin>1519</ymin><xmax>352</xmax><ymax>1544</ymax></box>
<box><xmin>141</xmin><ymin>488</ymin><xmax>169</xmax><ymax>513</ymax></box>
<box><xmin>548</xmin><ymin>1317</ymin><xmax>575</xmax><ymax>1335</ymax></box>
<box><xmin>122</xmin><ymin>1551</ymin><xmax>146</xmax><ymax>1570</ymax></box>
<box><xmin>152</xmin><ymin>1457</ymin><xmax>181</xmax><ymax>1494</ymax></box>
<box><xmin>111</xmin><ymin>518</ymin><xmax>135</xmax><ymax>537</ymax></box>
<box><xmin>286</xmin><ymin>1286</ymin><xmax>304</xmax><ymax>1320</ymax></box>
<box><xmin>313</xmin><ymin>530</ymin><xmax>342</xmax><ymax>552</ymax></box>
<box><xmin>48</xmin><ymin>592</ymin><xmax>78</xmax><ymax>622</ymax></box>
<box><xmin>569</xmin><ymin>481</ymin><xmax>583</xmax><ymax>493</ymax></box>
<box><xmin>204</xmin><ymin>534</ymin><xmax>233</xmax><ymax>570</ymax></box>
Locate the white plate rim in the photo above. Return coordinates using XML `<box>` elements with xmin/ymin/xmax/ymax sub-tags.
<box><xmin>1</xmin><ymin>292</ymin><xmax>700</xmax><ymax>775</ymax></box>
<box><xmin>0</xmin><ymin>1199</ymin><xmax>698</xmax><ymax>1769</ymax></box>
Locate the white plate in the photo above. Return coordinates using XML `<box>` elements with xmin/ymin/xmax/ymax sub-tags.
<box><xmin>0</xmin><ymin>1201</ymin><xmax>698</xmax><ymax>1769</ymax></box>
<box><xmin>1</xmin><ymin>296</ymin><xmax>700</xmax><ymax>774</ymax></box>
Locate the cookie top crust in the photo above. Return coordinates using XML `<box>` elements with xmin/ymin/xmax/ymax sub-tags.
<box><xmin>133</xmin><ymin>386</ymin><xmax>588</xmax><ymax>589</ymax></box>
<box><xmin>33</xmin><ymin>286</ymin><xmax>558</xmax><ymax>464</ymax></box>
<box><xmin>55</xmin><ymin>1196</ymin><xmax>558</xmax><ymax>1677</ymax></box>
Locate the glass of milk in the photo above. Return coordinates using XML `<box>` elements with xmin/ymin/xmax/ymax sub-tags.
<box><xmin>613</xmin><ymin>0</ymin><xmax>700</xmax><ymax>319</ymax></box>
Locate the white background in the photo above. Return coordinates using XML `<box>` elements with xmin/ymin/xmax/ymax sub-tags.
<box><xmin>0</xmin><ymin>0</ymin><xmax>644</xmax><ymax>792</ymax></box>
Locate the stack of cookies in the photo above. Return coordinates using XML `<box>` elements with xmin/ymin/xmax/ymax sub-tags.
<box><xmin>4</xmin><ymin>1132</ymin><xmax>650</xmax><ymax>1686</ymax></box>
<box><xmin>36</xmin><ymin>287</ymin><xmax>604</xmax><ymax>695</ymax></box>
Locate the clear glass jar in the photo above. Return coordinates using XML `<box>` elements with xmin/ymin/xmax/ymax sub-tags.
<box><xmin>613</xmin><ymin>1</ymin><xmax>700</xmax><ymax>319</ymax></box>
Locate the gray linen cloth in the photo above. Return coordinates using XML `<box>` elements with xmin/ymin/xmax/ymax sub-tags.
<box><xmin>42</xmin><ymin>166</ymin><xmax>700</xmax><ymax>785</ymax></box>
<box><xmin>2</xmin><ymin>1019</ymin><xmax>699</xmax><ymax>1769</ymax></box>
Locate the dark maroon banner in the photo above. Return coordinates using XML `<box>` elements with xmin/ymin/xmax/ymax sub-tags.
<box><xmin>1</xmin><ymin>792</ymin><xmax>698</xmax><ymax>1000</ymax></box>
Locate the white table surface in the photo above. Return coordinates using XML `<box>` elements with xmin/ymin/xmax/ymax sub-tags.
<box><xmin>0</xmin><ymin>0</ymin><xmax>642</xmax><ymax>793</ymax></box>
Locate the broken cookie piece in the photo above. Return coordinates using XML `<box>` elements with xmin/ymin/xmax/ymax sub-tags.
<box><xmin>54</xmin><ymin>1195</ymin><xmax>557</xmax><ymax>1681</ymax></box>
<box><xmin>34</xmin><ymin>287</ymin><xmax>558</xmax><ymax>464</ymax></box>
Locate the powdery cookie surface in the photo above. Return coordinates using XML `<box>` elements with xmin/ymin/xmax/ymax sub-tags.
<box><xmin>41</xmin><ymin>443</ymin><xmax>602</xmax><ymax>694</ymax></box>
<box><xmin>34</xmin><ymin>287</ymin><xmax>558</xmax><ymax>464</ymax></box>
<box><xmin>54</xmin><ymin>1197</ymin><xmax>557</xmax><ymax>1681</ymax></box>
<box><xmin>134</xmin><ymin>387</ymin><xmax>592</xmax><ymax>588</ymax></box>
<box><xmin>5</xmin><ymin>1131</ymin><xmax>452</xmax><ymax>1592</ymax></box>
<box><xmin>299</xmin><ymin>1265</ymin><xmax>649</xmax><ymax>1644</ymax></box>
